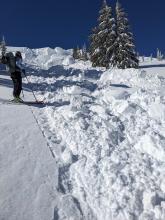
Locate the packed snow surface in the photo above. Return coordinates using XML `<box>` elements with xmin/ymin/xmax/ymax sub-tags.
<box><xmin>1</xmin><ymin>47</ymin><xmax>165</xmax><ymax>220</ymax></box>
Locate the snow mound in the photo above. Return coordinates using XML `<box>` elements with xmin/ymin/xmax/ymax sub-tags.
<box><xmin>148</xmin><ymin>102</ymin><xmax>165</xmax><ymax>121</ymax></box>
<box><xmin>62</xmin><ymin>56</ymin><xmax>75</xmax><ymax>66</ymax></box>
<box><xmin>7</xmin><ymin>46</ymin><xmax>73</xmax><ymax>69</ymax></box>
<box><xmin>99</xmin><ymin>68</ymin><xmax>162</xmax><ymax>90</ymax></box>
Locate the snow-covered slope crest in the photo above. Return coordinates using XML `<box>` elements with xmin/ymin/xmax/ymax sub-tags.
<box><xmin>7</xmin><ymin>46</ymin><xmax>74</xmax><ymax>69</ymax></box>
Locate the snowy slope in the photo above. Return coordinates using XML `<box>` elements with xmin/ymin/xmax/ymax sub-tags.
<box><xmin>1</xmin><ymin>47</ymin><xmax>165</xmax><ymax>220</ymax></box>
<box><xmin>0</xmin><ymin>72</ymin><xmax>60</xmax><ymax>220</ymax></box>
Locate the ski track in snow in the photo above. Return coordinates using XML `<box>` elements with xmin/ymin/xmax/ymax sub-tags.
<box><xmin>1</xmin><ymin>47</ymin><xmax>165</xmax><ymax>220</ymax></box>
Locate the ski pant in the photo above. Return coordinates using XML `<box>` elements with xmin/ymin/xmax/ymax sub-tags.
<box><xmin>11</xmin><ymin>71</ymin><xmax>22</xmax><ymax>98</ymax></box>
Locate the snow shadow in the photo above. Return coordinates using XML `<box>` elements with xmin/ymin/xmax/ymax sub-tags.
<box><xmin>140</xmin><ymin>64</ymin><xmax>165</xmax><ymax>69</ymax></box>
<box><xmin>26</xmin><ymin>79</ymin><xmax>97</xmax><ymax>93</ymax></box>
<box><xmin>53</xmin><ymin>80</ymin><xmax>97</xmax><ymax>92</ymax></box>
<box><xmin>26</xmin><ymin>65</ymin><xmax>103</xmax><ymax>79</ymax></box>
<box><xmin>0</xmin><ymin>77</ymin><xmax>32</xmax><ymax>92</ymax></box>
<box><xmin>0</xmin><ymin>70</ymin><xmax>8</xmax><ymax>76</ymax></box>
<box><xmin>110</xmin><ymin>84</ymin><xmax>131</xmax><ymax>88</ymax></box>
<box><xmin>0</xmin><ymin>65</ymin><xmax>7</xmax><ymax>71</ymax></box>
<box><xmin>0</xmin><ymin>77</ymin><xmax>13</xmax><ymax>88</ymax></box>
<box><xmin>26</xmin><ymin>65</ymin><xmax>82</xmax><ymax>78</ymax></box>
<box><xmin>0</xmin><ymin>99</ymin><xmax>70</xmax><ymax>108</ymax></box>
<box><xmin>53</xmin><ymin>208</ymin><xmax>59</xmax><ymax>220</ymax></box>
<box><xmin>23</xmin><ymin>65</ymin><xmax>100</xmax><ymax>93</ymax></box>
<box><xmin>27</xmin><ymin>101</ymin><xmax>70</xmax><ymax>108</ymax></box>
<box><xmin>84</xmin><ymin>69</ymin><xmax>103</xmax><ymax>79</ymax></box>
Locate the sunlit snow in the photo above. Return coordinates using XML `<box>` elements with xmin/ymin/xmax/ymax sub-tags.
<box><xmin>0</xmin><ymin>47</ymin><xmax>165</xmax><ymax>220</ymax></box>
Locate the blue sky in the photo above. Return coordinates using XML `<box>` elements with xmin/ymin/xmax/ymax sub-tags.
<box><xmin>1</xmin><ymin>0</ymin><xmax>164</xmax><ymax>56</ymax></box>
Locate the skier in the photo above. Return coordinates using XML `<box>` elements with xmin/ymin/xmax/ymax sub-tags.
<box><xmin>1</xmin><ymin>51</ymin><xmax>25</xmax><ymax>102</ymax></box>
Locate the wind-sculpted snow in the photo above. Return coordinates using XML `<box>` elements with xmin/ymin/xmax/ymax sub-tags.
<box><xmin>20</xmin><ymin>57</ymin><xmax>165</xmax><ymax>219</ymax></box>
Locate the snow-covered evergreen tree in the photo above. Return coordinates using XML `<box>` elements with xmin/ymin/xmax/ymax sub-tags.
<box><xmin>112</xmin><ymin>1</ymin><xmax>139</xmax><ymax>69</ymax></box>
<box><xmin>150</xmin><ymin>53</ymin><xmax>153</xmax><ymax>61</ymax></box>
<box><xmin>157</xmin><ymin>48</ymin><xmax>163</xmax><ymax>61</ymax></box>
<box><xmin>0</xmin><ymin>36</ymin><xmax>7</xmax><ymax>57</ymax></box>
<box><xmin>73</xmin><ymin>46</ymin><xmax>81</xmax><ymax>60</ymax></box>
<box><xmin>81</xmin><ymin>43</ymin><xmax>88</xmax><ymax>61</ymax></box>
<box><xmin>73</xmin><ymin>47</ymin><xmax>78</xmax><ymax>59</ymax></box>
<box><xmin>89</xmin><ymin>0</ymin><xmax>116</xmax><ymax>68</ymax></box>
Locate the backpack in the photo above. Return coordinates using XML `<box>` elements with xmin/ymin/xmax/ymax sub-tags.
<box><xmin>1</xmin><ymin>52</ymin><xmax>17</xmax><ymax>73</ymax></box>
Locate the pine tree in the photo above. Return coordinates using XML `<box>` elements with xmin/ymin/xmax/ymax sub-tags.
<box><xmin>1</xmin><ymin>36</ymin><xmax>7</xmax><ymax>57</ymax></box>
<box><xmin>77</xmin><ymin>46</ymin><xmax>81</xmax><ymax>59</ymax></box>
<box><xmin>81</xmin><ymin>43</ymin><xmax>88</xmax><ymax>61</ymax></box>
<box><xmin>73</xmin><ymin>47</ymin><xmax>78</xmax><ymax>59</ymax></box>
<box><xmin>89</xmin><ymin>0</ymin><xmax>116</xmax><ymax>68</ymax></box>
<box><xmin>112</xmin><ymin>1</ymin><xmax>139</xmax><ymax>69</ymax></box>
<box><xmin>157</xmin><ymin>48</ymin><xmax>163</xmax><ymax>61</ymax></box>
<box><xmin>73</xmin><ymin>46</ymin><xmax>81</xmax><ymax>59</ymax></box>
<box><xmin>150</xmin><ymin>53</ymin><xmax>153</xmax><ymax>61</ymax></box>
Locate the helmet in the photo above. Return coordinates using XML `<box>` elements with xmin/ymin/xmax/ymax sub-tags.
<box><xmin>15</xmin><ymin>51</ymin><xmax>22</xmax><ymax>58</ymax></box>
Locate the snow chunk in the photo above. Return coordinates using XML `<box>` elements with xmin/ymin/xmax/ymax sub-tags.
<box><xmin>135</xmin><ymin>135</ymin><xmax>165</xmax><ymax>161</ymax></box>
<box><xmin>63</xmin><ymin>86</ymin><xmax>84</xmax><ymax>95</ymax></box>
<box><xmin>148</xmin><ymin>102</ymin><xmax>165</xmax><ymax>121</ymax></box>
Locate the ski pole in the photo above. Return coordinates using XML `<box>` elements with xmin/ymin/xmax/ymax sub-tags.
<box><xmin>23</xmin><ymin>71</ymin><xmax>39</xmax><ymax>102</ymax></box>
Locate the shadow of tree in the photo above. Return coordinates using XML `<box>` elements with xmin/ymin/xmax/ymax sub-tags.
<box><xmin>0</xmin><ymin>77</ymin><xmax>32</xmax><ymax>92</ymax></box>
<box><xmin>84</xmin><ymin>69</ymin><xmax>102</xmax><ymax>79</ymax></box>
<box><xmin>0</xmin><ymin>77</ymin><xmax>13</xmax><ymax>88</ymax></box>
<box><xmin>0</xmin><ymin>70</ymin><xmax>8</xmax><ymax>76</ymax></box>
<box><xmin>26</xmin><ymin>79</ymin><xmax>97</xmax><ymax>93</ymax></box>
<box><xmin>0</xmin><ymin>65</ymin><xmax>6</xmax><ymax>72</ymax></box>
<box><xmin>140</xmin><ymin>64</ymin><xmax>165</xmax><ymax>69</ymax></box>
<box><xmin>26</xmin><ymin>65</ymin><xmax>103</xmax><ymax>79</ymax></box>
